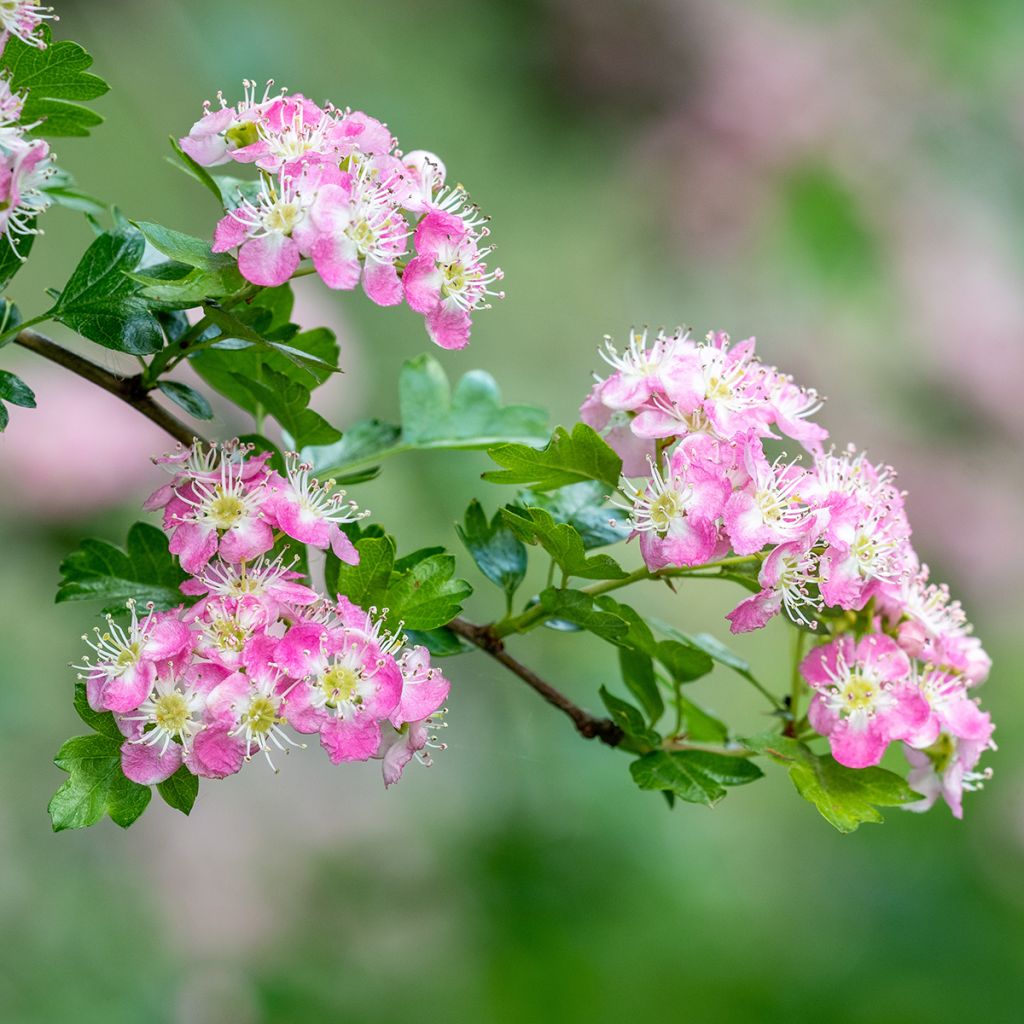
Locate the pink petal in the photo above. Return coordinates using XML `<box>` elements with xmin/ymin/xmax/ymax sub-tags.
<box><xmin>319</xmin><ymin>716</ymin><xmax>382</xmax><ymax>764</ymax></box>
<box><xmin>362</xmin><ymin>258</ymin><xmax>403</xmax><ymax>306</ymax></box>
<box><xmin>238</xmin><ymin>234</ymin><xmax>301</xmax><ymax>287</ymax></box>
<box><xmin>121</xmin><ymin>740</ymin><xmax>183</xmax><ymax>785</ymax></box>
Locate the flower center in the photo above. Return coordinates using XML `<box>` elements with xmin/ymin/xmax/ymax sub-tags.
<box><xmin>265</xmin><ymin>200</ymin><xmax>303</xmax><ymax>234</ymax></box>
<box><xmin>319</xmin><ymin>663</ymin><xmax>361</xmax><ymax>707</ymax></box>
<box><xmin>840</xmin><ymin>674</ymin><xmax>876</xmax><ymax>713</ymax></box>
<box><xmin>242</xmin><ymin>695</ymin><xmax>278</xmax><ymax>736</ymax></box>
<box><xmin>209</xmin><ymin>616</ymin><xmax>249</xmax><ymax>652</ymax></box>
<box><xmin>115</xmin><ymin>641</ymin><xmax>142</xmax><ymax>670</ymax></box>
<box><xmin>207</xmin><ymin>488</ymin><xmax>246</xmax><ymax>529</ymax></box>
<box><xmin>706</xmin><ymin>375</ymin><xmax>732</xmax><ymax>401</ymax></box>
<box><xmin>225</xmin><ymin>120</ymin><xmax>259</xmax><ymax>150</ymax></box>
<box><xmin>153</xmin><ymin>692</ymin><xmax>191</xmax><ymax>736</ymax></box>
<box><xmin>441</xmin><ymin>261</ymin><xmax>467</xmax><ymax>295</ymax></box>
<box><xmin>650</xmin><ymin>490</ymin><xmax>686</xmax><ymax>532</ymax></box>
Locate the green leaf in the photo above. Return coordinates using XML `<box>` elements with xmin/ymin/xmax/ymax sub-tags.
<box><xmin>456</xmin><ymin>500</ymin><xmax>527</xmax><ymax>603</ymax></box>
<box><xmin>0</xmin><ymin>222</ymin><xmax>35</xmax><ymax>292</ymax></box>
<box><xmin>655</xmin><ymin>640</ymin><xmax>714</xmax><ymax>683</ymax></box>
<box><xmin>157</xmin><ymin>766</ymin><xmax>199</xmax><ymax>815</ymax></box>
<box><xmin>307</xmin><ymin>355</ymin><xmax>548</xmax><ymax>476</ymax></box>
<box><xmin>501</xmin><ymin>506</ymin><xmax>627</xmax><ymax>581</ymax></box>
<box><xmin>484</xmin><ymin>423</ymin><xmax>623</xmax><ymax>492</ymax></box>
<box><xmin>325</xmin><ymin>535</ymin><xmax>395</xmax><ymax>610</ymax></box>
<box><xmin>57</xmin><ymin>522</ymin><xmax>187</xmax><ymax>612</ymax></box>
<box><xmin>399</xmin><ymin>354</ymin><xmax>548</xmax><ymax>447</ymax></box>
<box><xmin>134</xmin><ymin>221</ymin><xmax>237</xmax><ymax>273</ymax></box>
<box><xmin>384</xmin><ymin>554</ymin><xmax>472</xmax><ymax>631</ymax></box>
<box><xmin>676</xmin><ymin>695</ymin><xmax>729</xmax><ymax>743</ymax></box>
<box><xmin>49</xmin><ymin>227</ymin><xmax>163</xmax><ymax>354</ymax></box>
<box><xmin>618</xmin><ymin>647</ymin><xmax>663</xmax><ymax>723</ymax></box>
<box><xmin>167</xmin><ymin>136</ymin><xmax>223</xmax><ymax>205</ymax></box>
<box><xmin>537</xmin><ymin>588</ymin><xmax>629</xmax><ymax>642</ymax></box>
<box><xmin>745</xmin><ymin>734</ymin><xmax>918</xmax><ymax>833</ymax></box>
<box><xmin>73</xmin><ymin>682</ymin><xmax>121</xmax><ymax>741</ymax></box>
<box><xmin>230</xmin><ymin>367</ymin><xmax>341</xmax><ymax>448</ymax></box>
<box><xmin>630</xmin><ymin>750</ymin><xmax>763</xmax><ymax>806</ymax></box>
<box><xmin>0</xmin><ymin>369</ymin><xmax>36</xmax><ymax>409</ymax></box>
<box><xmin>49</xmin><ymin>734</ymin><xmax>151</xmax><ymax>831</ymax></box>
<box><xmin>157</xmin><ymin>380</ymin><xmax>213</xmax><ymax>420</ymax></box>
<box><xmin>653</xmin><ymin>619</ymin><xmax>763</xmax><ymax>687</ymax></box>
<box><xmin>592</xmin><ymin>596</ymin><xmax>657</xmax><ymax>654</ymax></box>
<box><xmin>1</xmin><ymin>27</ymin><xmax>109</xmax><ymax>138</ymax></box>
<box><xmin>517</xmin><ymin>481</ymin><xmax>629</xmax><ymax>549</ymax></box>
<box><xmin>599</xmin><ymin>687</ymin><xmax>660</xmax><ymax>748</ymax></box>
<box><xmin>404</xmin><ymin>627</ymin><xmax>471</xmax><ymax>657</ymax></box>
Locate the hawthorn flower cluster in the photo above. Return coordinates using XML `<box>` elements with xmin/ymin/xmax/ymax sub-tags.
<box><xmin>180</xmin><ymin>82</ymin><xmax>504</xmax><ymax>349</ymax></box>
<box><xmin>75</xmin><ymin>442</ymin><xmax>450</xmax><ymax>789</ymax></box>
<box><xmin>0</xmin><ymin>17</ymin><xmax>57</xmax><ymax>248</ymax></box>
<box><xmin>587</xmin><ymin>327</ymin><xmax>994</xmax><ymax>816</ymax></box>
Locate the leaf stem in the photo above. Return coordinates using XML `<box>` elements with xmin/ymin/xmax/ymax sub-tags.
<box><xmin>785</xmin><ymin>626</ymin><xmax>809</xmax><ymax>736</ymax></box>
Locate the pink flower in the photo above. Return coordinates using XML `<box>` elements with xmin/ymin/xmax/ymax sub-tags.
<box><xmin>274</xmin><ymin>616</ymin><xmax>403</xmax><ymax>764</ymax></box>
<box><xmin>261</xmin><ymin>453</ymin><xmax>366</xmax><ymax>563</ymax></box>
<box><xmin>76</xmin><ymin>601</ymin><xmax>193</xmax><ymax>714</ymax></box>
<box><xmin>726</xmin><ymin>537</ymin><xmax>820</xmax><ymax>633</ymax></box>
<box><xmin>186</xmin><ymin>594</ymin><xmax>273</xmax><ymax>671</ymax></box>
<box><xmin>180</xmin><ymin>555</ymin><xmax>318</xmax><ymax>618</ymax></box>
<box><xmin>801</xmin><ymin>634</ymin><xmax>929</xmax><ymax>769</ymax></box>
<box><xmin>0</xmin><ymin>135</ymin><xmax>55</xmax><ymax>244</ymax></box>
<box><xmin>179</xmin><ymin>80</ymin><xmax>278</xmax><ymax>167</ymax></box>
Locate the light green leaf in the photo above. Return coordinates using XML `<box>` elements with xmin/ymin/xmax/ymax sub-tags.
<box><xmin>484</xmin><ymin>423</ymin><xmax>623</xmax><ymax>491</ymax></box>
<box><xmin>618</xmin><ymin>647</ymin><xmax>663</xmax><ymax>723</ymax></box>
<box><xmin>134</xmin><ymin>221</ymin><xmax>237</xmax><ymax>273</ymax></box>
<box><xmin>745</xmin><ymin>733</ymin><xmax>918</xmax><ymax>833</ymax></box>
<box><xmin>157</xmin><ymin>380</ymin><xmax>213</xmax><ymax>420</ymax></box>
<box><xmin>599</xmin><ymin>687</ymin><xmax>660</xmax><ymax>748</ymax></box>
<box><xmin>49</xmin><ymin>734</ymin><xmax>151</xmax><ymax>831</ymax></box>
<box><xmin>517</xmin><ymin>481</ymin><xmax>629</xmax><ymax>549</ymax></box>
<box><xmin>500</xmin><ymin>506</ymin><xmax>627</xmax><ymax>581</ymax></box>
<box><xmin>325</xmin><ymin>535</ymin><xmax>395</xmax><ymax>611</ymax></box>
<box><xmin>1</xmin><ymin>27</ymin><xmax>109</xmax><ymax>138</ymax></box>
<box><xmin>384</xmin><ymin>554</ymin><xmax>472</xmax><ymax>631</ymax></box>
<box><xmin>537</xmin><ymin>588</ymin><xmax>629</xmax><ymax>642</ymax></box>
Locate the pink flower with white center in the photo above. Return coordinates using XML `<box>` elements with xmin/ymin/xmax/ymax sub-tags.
<box><xmin>206</xmin><ymin>639</ymin><xmax>305</xmax><ymax>771</ymax></box>
<box><xmin>762</xmin><ymin>369</ymin><xmax>828</xmax><ymax>454</ymax></box>
<box><xmin>121</xmin><ymin>667</ymin><xmax>207</xmax><ymax>758</ymax></box>
<box><xmin>75</xmin><ymin>600</ymin><xmax>193</xmax><ymax>714</ymax></box>
<box><xmin>0</xmin><ymin>1</ymin><xmax>55</xmax><ymax>49</ymax></box>
<box><xmin>403</xmin><ymin>205</ymin><xmax>505</xmax><ymax>349</ymax></box>
<box><xmin>187</xmin><ymin>594</ymin><xmax>273</xmax><ymax>671</ymax></box>
<box><xmin>801</xmin><ymin>634</ymin><xmax>929</xmax><ymax>769</ymax></box>
<box><xmin>903</xmin><ymin>724</ymin><xmax>995</xmax><ymax>820</ymax></box>
<box><xmin>0</xmin><ymin>75</ymin><xmax>25</xmax><ymax>126</ymax></box>
<box><xmin>261</xmin><ymin>453</ymin><xmax>366</xmax><ymax>564</ymax></box>
<box><xmin>593</xmin><ymin>328</ymin><xmax>698</xmax><ymax>412</ymax></box>
<box><xmin>326</xmin><ymin>109</ymin><xmax>395</xmax><ymax>159</ymax></box>
<box><xmin>686</xmin><ymin>333</ymin><xmax>770</xmax><ymax>440</ymax></box>
<box><xmin>252</xmin><ymin>93</ymin><xmax>332</xmax><ymax>173</ymax></box>
<box><xmin>291</xmin><ymin>158</ymin><xmax>408</xmax><ymax>301</ymax></box>
<box><xmin>161</xmin><ymin>444</ymin><xmax>274</xmax><ymax>575</ymax></box>
<box><xmin>212</xmin><ymin>170</ymin><xmax>315</xmax><ymax>286</ymax></box>
<box><xmin>904</xmin><ymin>667</ymin><xmax>993</xmax><ymax>752</ymax></box>
<box><xmin>726</xmin><ymin>537</ymin><xmax>821</xmax><ymax>633</ymax></box>
<box><xmin>883</xmin><ymin>566</ymin><xmax>991</xmax><ymax>684</ymax></box>
<box><xmin>616</xmin><ymin>451</ymin><xmax>728</xmax><ymax>570</ymax></box>
<box><xmin>723</xmin><ymin>435</ymin><xmax>810</xmax><ymax>556</ymax></box>
<box><xmin>179</xmin><ymin>80</ymin><xmax>278</xmax><ymax>167</ymax></box>
<box><xmin>180</xmin><ymin>555</ymin><xmax>318</xmax><ymax>617</ymax></box>
<box><xmin>401</xmin><ymin>149</ymin><xmax>446</xmax><ymax>213</ymax></box>
<box><xmin>375</xmin><ymin>712</ymin><xmax>448</xmax><ymax>788</ymax></box>
<box><xmin>0</xmin><ymin>136</ymin><xmax>55</xmax><ymax>246</ymax></box>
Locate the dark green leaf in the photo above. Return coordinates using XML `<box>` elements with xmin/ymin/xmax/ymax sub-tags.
<box><xmin>0</xmin><ymin>222</ymin><xmax>35</xmax><ymax>292</ymax></box>
<box><xmin>630</xmin><ymin>750</ymin><xmax>763</xmax><ymax>806</ymax></box>
<box><xmin>73</xmin><ymin>681</ymin><xmax>121</xmax><ymax>740</ymax></box>
<box><xmin>157</xmin><ymin>766</ymin><xmax>199</xmax><ymax>815</ymax></box>
<box><xmin>599</xmin><ymin>687</ymin><xmax>660</xmax><ymax>748</ymax></box>
<box><xmin>233</xmin><ymin>368</ymin><xmax>340</xmax><ymax>447</ymax></box>
<box><xmin>384</xmin><ymin>554</ymin><xmax>472</xmax><ymax>631</ymax></box>
<box><xmin>157</xmin><ymin>380</ymin><xmax>213</xmax><ymax>420</ymax></box>
<box><xmin>676</xmin><ymin>695</ymin><xmax>729</xmax><ymax>743</ymax></box>
<box><xmin>50</xmin><ymin>227</ymin><xmax>163</xmax><ymax>354</ymax></box>
<box><xmin>1</xmin><ymin>27</ymin><xmax>109</xmax><ymax>138</ymax></box>
<box><xmin>455</xmin><ymin>500</ymin><xmax>527</xmax><ymax>602</ymax></box>
<box><xmin>745</xmin><ymin>733</ymin><xmax>918</xmax><ymax>833</ymax></box>
<box><xmin>0</xmin><ymin>369</ymin><xmax>36</xmax><ymax>407</ymax></box>
<box><xmin>302</xmin><ymin>419</ymin><xmax>399</xmax><ymax>477</ymax></box>
<box><xmin>404</xmin><ymin>627</ymin><xmax>471</xmax><ymax>657</ymax></box>
<box><xmin>501</xmin><ymin>506</ymin><xmax>626</xmax><ymax>581</ymax></box>
<box><xmin>517</xmin><ymin>481</ymin><xmax>629</xmax><ymax>549</ymax></box>
<box><xmin>618</xmin><ymin>647</ymin><xmax>663</xmax><ymax>723</ymax></box>
<box><xmin>655</xmin><ymin>640</ymin><xmax>714</xmax><ymax>683</ymax></box>
<box><xmin>484</xmin><ymin>423</ymin><xmax>623</xmax><ymax>492</ymax></box>
<box><xmin>393</xmin><ymin>546</ymin><xmax>447</xmax><ymax>574</ymax></box>
<box><xmin>325</xmin><ymin>535</ymin><xmax>395</xmax><ymax>610</ymax></box>
<box><xmin>49</xmin><ymin>734</ymin><xmax>151</xmax><ymax>831</ymax></box>
<box><xmin>57</xmin><ymin>522</ymin><xmax>187</xmax><ymax>612</ymax></box>
<box><xmin>537</xmin><ymin>588</ymin><xmax>628</xmax><ymax>642</ymax></box>
<box><xmin>134</xmin><ymin>221</ymin><xmax>236</xmax><ymax>273</ymax></box>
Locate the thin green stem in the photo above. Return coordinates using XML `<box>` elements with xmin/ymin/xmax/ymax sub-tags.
<box><xmin>0</xmin><ymin>311</ymin><xmax>50</xmax><ymax>348</ymax></box>
<box><xmin>786</xmin><ymin>626</ymin><xmax>809</xmax><ymax>735</ymax></box>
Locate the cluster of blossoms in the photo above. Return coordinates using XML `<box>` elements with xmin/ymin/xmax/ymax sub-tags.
<box><xmin>587</xmin><ymin>328</ymin><xmax>994</xmax><ymax>816</ymax></box>
<box><xmin>0</xmin><ymin>11</ymin><xmax>58</xmax><ymax>248</ymax></box>
<box><xmin>75</xmin><ymin>442</ymin><xmax>449</xmax><ymax>789</ymax></box>
<box><xmin>180</xmin><ymin>82</ymin><xmax>504</xmax><ymax>349</ymax></box>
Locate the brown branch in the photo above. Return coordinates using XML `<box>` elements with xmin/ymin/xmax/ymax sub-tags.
<box><xmin>448</xmin><ymin>617</ymin><xmax>624</xmax><ymax>747</ymax></box>
<box><xmin>13</xmin><ymin>328</ymin><xmax>209</xmax><ymax>448</ymax></box>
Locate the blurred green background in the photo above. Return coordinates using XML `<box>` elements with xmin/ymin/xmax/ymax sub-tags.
<box><xmin>1</xmin><ymin>1</ymin><xmax>1022</xmax><ymax>1021</ymax></box>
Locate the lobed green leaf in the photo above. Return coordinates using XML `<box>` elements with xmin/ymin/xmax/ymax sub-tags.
<box><xmin>484</xmin><ymin>423</ymin><xmax>623</xmax><ymax>492</ymax></box>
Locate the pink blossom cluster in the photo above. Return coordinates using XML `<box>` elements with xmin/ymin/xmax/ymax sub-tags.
<box><xmin>0</xmin><ymin>1</ymin><xmax>54</xmax><ymax>50</ymax></box>
<box><xmin>75</xmin><ymin>442</ymin><xmax>449</xmax><ymax>790</ymax></box>
<box><xmin>181</xmin><ymin>82</ymin><xmax>504</xmax><ymax>349</ymax></box>
<box><xmin>586</xmin><ymin>328</ymin><xmax>994</xmax><ymax>816</ymax></box>
<box><xmin>0</xmin><ymin>70</ymin><xmax>56</xmax><ymax>247</ymax></box>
